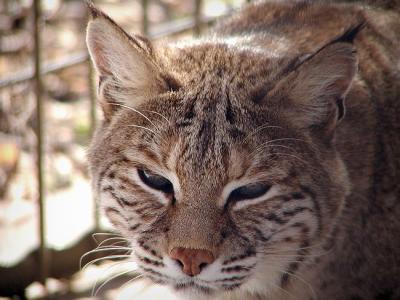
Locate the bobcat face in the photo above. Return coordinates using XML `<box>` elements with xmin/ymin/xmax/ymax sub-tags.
<box><xmin>86</xmin><ymin>3</ymin><xmax>354</xmax><ymax>298</ymax></box>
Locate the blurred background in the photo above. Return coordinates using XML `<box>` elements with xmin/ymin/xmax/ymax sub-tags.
<box><xmin>0</xmin><ymin>0</ymin><xmax>246</xmax><ymax>299</ymax></box>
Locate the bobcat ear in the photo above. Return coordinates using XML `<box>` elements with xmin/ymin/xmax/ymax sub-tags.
<box><xmin>289</xmin><ymin>42</ymin><xmax>357</xmax><ymax>126</ymax></box>
<box><xmin>270</xmin><ymin>25</ymin><xmax>362</xmax><ymax>136</ymax></box>
<box><xmin>85</xmin><ymin>2</ymin><xmax>170</xmax><ymax>120</ymax></box>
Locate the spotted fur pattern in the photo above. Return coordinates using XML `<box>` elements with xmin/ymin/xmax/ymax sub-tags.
<box><xmin>86</xmin><ymin>1</ymin><xmax>400</xmax><ymax>299</ymax></box>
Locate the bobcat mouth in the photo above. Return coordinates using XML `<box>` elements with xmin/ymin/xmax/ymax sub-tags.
<box><xmin>138</xmin><ymin>254</ymin><xmax>251</xmax><ymax>294</ymax></box>
<box><xmin>171</xmin><ymin>277</ymin><xmax>245</xmax><ymax>294</ymax></box>
<box><xmin>174</xmin><ymin>281</ymin><xmax>214</xmax><ymax>294</ymax></box>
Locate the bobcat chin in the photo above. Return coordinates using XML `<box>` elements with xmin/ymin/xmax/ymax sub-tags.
<box><xmin>86</xmin><ymin>1</ymin><xmax>400</xmax><ymax>299</ymax></box>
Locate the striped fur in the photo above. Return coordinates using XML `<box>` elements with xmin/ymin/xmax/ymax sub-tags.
<box><xmin>86</xmin><ymin>1</ymin><xmax>400</xmax><ymax>299</ymax></box>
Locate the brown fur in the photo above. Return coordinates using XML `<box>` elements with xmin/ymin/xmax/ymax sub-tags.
<box><xmin>86</xmin><ymin>1</ymin><xmax>400</xmax><ymax>299</ymax></box>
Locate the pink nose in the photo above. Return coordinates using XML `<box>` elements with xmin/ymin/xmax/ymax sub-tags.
<box><xmin>170</xmin><ymin>247</ymin><xmax>215</xmax><ymax>276</ymax></box>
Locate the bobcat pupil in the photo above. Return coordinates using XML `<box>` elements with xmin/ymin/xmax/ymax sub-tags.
<box><xmin>138</xmin><ymin>169</ymin><xmax>173</xmax><ymax>193</ymax></box>
<box><xmin>229</xmin><ymin>183</ymin><xmax>270</xmax><ymax>202</ymax></box>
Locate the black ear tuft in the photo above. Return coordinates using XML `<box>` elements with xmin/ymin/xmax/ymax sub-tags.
<box><xmin>330</xmin><ymin>21</ymin><xmax>366</xmax><ymax>44</ymax></box>
<box><xmin>85</xmin><ymin>0</ymin><xmax>103</xmax><ymax>19</ymax></box>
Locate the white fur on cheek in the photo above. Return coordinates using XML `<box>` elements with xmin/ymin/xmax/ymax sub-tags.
<box><xmin>196</xmin><ymin>259</ymin><xmax>225</xmax><ymax>282</ymax></box>
<box><xmin>163</xmin><ymin>256</ymin><xmax>189</xmax><ymax>281</ymax></box>
<box><xmin>238</xmin><ymin>254</ymin><xmax>287</xmax><ymax>298</ymax></box>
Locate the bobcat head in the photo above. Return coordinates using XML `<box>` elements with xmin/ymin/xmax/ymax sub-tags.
<box><xmin>86</xmin><ymin>2</ymin><xmax>356</xmax><ymax>298</ymax></box>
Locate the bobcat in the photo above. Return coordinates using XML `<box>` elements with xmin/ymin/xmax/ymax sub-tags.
<box><xmin>85</xmin><ymin>1</ymin><xmax>400</xmax><ymax>299</ymax></box>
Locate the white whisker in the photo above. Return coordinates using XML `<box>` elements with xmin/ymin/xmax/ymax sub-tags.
<box><xmin>93</xmin><ymin>268</ymin><xmax>137</xmax><ymax>296</ymax></box>
<box><xmin>92</xmin><ymin>232</ymin><xmax>123</xmax><ymax>242</ymax></box>
<box><xmin>82</xmin><ymin>254</ymin><xmax>131</xmax><ymax>270</ymax></box>
<box><xmin>251</xmin><ymin>145</ymin><xmax>296</xmax><ymax>160</ymax></box>
<box><xmin>260</xmin><ymin>256</ymin><xmax>307</xmax><ymax>264</ymax></box>
<box><xmin>109</xmin><ymin>102</ymin><xmax>158</xmax><ymax>128</ymax></box>
<box><xmin>97</xmin><ymin>238</ymin><xmax>129</xmax><ymax>249</ymax></box>
<box><xmin>127</xmin><ymin>124</ymin><xmax>158</xmax><ymax>135</ymax></box>
<box><xmin>243</xmin><ymin>124</ymin><xmax>284</xmax><ymax>143</ymax></box>
<box><xmin>277</xmin><ymin>269</ymin><xmax>317</xmax><ymax>300</ymax></box>
<box><xmin>264</xmin><ymin>240</ymin><xmax>330</xmax><ymax>253</ymax></box>
<box><xmin>143</xmin><ymin>109</ymin><xmax>170</xmax><ymax>124</ymax></box>
<box><xmin>260</xmin><ymin>252</ymin><xmax>331</xmax><ymax>259</ymax></box>
<box><xmin>89</xmin><ymin>240</ymin><xmax>130</xmax><ymax>261</ymax></box>
<box><xmin>80</xmin><ymin>244</ymin><xmax>132</xmax><ymax>269</ymax></box>
<box><xmin>91</xmin><ymin>260</ymin><xmax>133</xmax><ymax>296</ymax></box>
<box><xmin>261</xmin><ymin>137</ymin><xmax>307</xmax><ymax>145</ymax></box>
<box><xmin>118</xmin><ymin>273</ymin><xmax>145</xmax><ymax>291</ymax></box>
<box><xmin>266</xmin><ymin>279</ymin><xmax>298</xmax><ymax>300</ymax></box>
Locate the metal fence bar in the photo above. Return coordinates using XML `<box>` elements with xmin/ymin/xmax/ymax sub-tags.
<box><xmin>4</xmin><ymin>0</ymin><xmax>9</xmax><ymax>13</ymax></box>
<box><xmin>0</xmin><ymin>52</ymin><xmax>88</xmax><ymax>88</ymax></box>
<box><xmin>0</xmin><ymin>14</ymin><xmax>222</xmax><ymax>89</ymax></box>
<box><xmin>194</xmin><ymin>0</ymin><xmax>203</xmax><ymax>36</ymax></box>
<box><xmin>141</xmin><ymin>0</ymin><xmax>149</xmax><ymax>35</ymax></box>
<box><xmin>148</xmin><ymin>14</ymin><xmax>216</xmax><ymax>39</ymax></box>
<box><xmin>33</xmin><ymin>0</ymin><xmax>49</xmax><ymax>285</ymax></box>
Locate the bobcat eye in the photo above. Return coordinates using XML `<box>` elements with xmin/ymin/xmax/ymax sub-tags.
<box><xmin>228</xmin><ymin>182</ymin><xmax>270</xmax><ymax>202</ymax></box>
<box><xmin>138</xmin><ymin>169</ymin><xmax>173</xmax><ymax>194</ymax></box>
